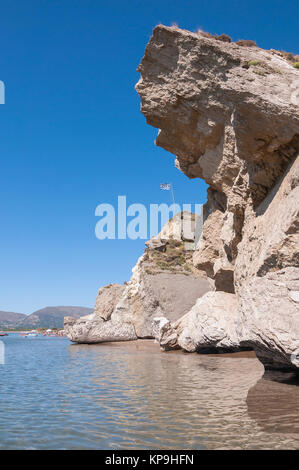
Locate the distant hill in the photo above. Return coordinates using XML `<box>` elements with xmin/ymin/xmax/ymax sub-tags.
<box><xmin>0</xmin><ymin>311</ymin><xmax>26</xmax><ymax>329</ymax></box>
<box><xmin>0</xmin><ymin>306</ymin><xmax>93</xmax><ymax>330</ymax></box>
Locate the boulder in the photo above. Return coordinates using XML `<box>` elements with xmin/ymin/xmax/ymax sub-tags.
<box><xmin>154</xmin><ymin>291</ymin><xmax>239</xmax><ymax>352</ymax></box>
<box><xmin>94</xmin><ymin>283</ymin><xmax>125</xmax><ymax>321</ymax></box>
<box><xmin>152</xmin><ymin>317</ymin><xmax>179</xmax><ymax>350</ymax></box>
<box><xmin>64</xmin><ymin>283</ymin><xmax>135</xmax><ymax>343</ymax></box>
<box><xmin>64</xmin><ymin>314</ymin><xmax>137</xmax><ymax>344</ymax></box>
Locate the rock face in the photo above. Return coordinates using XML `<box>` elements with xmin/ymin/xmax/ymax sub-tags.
<box><xmin>154</xmin><ymin>291</ymin><xmax>239</xmax><ymax>352</ymax></box>
<box><xmin>64</xmin><ymin>283</ymin><xmax>134</xmax><ymax>343</ymax></box>
<box><xmin>152</xmin><ymin>317</ymin><xmax>180</xmax><ymax>350</ymax></box>
<box><xmin>136</xmin><ymin>25</ymin><xmax>299</xmax><ymax>371</ymax></box>
<box><xmin>65</xmin><ymin>212</ymin><xmax>212</xmax><ymax>343</ymax></box>
<box><xmin>94</xmin><ymin>284</ymin><xmax>125</xmax><ymax>321</ymax></box>
<box><xmin>64</xmin><ymin>314</ymin><xmax>137</xmax><ymax>344</ymax></box>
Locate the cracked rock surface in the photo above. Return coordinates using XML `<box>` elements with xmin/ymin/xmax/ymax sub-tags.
<box><xmin>136</xmin><ymin>25</ymin><xmax>299</xmax><ymax>371</ymax></box>
<box><xmin>65</xmin><ymin>212</ymin><xmax>211</xmax><ymax>342</ymax></box>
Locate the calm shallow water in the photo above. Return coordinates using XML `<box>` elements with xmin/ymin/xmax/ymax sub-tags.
<box><xmin>0</xmin><ymin>334</ymin><xmax>298</xmax><ymax>450</ymax></box>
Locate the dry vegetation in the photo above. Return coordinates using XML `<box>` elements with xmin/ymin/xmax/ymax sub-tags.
<box><xmin>236</xmin><ymin>39</ymin><xmax>257</xmax><ymax>47</ymax></box>
<box><xmin>143</xmin><ymin>239</ymin><xmax>193</xmax><ymax>275</ymax></box>
<box><xmin>173</xmin><ymin>23</ymin><xmax>298</xmax><ymax>67</ymax></box>
<box><xmin>247</xmin><ymin>59</ymin><xmax>281</xmax><ymax>76</ymax></box>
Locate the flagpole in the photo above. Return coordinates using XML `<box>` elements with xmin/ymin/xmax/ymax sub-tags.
<box><xmin>170</xmin><ymin>183</ymin><xmax>175</xmax><ymax>207</ymax></box>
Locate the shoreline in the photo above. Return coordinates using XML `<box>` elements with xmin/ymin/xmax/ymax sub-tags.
<box><xmin>4</xmin><ymin>333</ymin><xmax>258</xmax><ymax>359</ymax></box>
<box><xmin>71</xmin><ymin>338</ymin><xmax>257</xmax><ymax>359</ymax></box>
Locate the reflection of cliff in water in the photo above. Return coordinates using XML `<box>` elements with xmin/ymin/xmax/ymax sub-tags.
<box><xmin>68</xmin><ymin>342</ymin><xmax>299</xmax><ymax>449</ymax></box>
<box><xmin>247</xmin><ymin>371</ymin><xmax>299</xmax><ymax>437</ymax></box>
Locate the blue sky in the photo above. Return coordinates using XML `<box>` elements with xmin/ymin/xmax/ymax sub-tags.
<box><xmin>0</xmin><ymin>0</ymin><xmax>298</xmax><ymax>313</ymax></box>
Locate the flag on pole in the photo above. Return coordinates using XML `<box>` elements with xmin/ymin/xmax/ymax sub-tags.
<box><xmin>160</xmin><ymin>182</ymin><xmax>175</xmax><ymax>206</ymax></box>
<box><xmin>160</xmin><ymin>183</ymin><xmax>171</xmax><ymax>190</ymax></box>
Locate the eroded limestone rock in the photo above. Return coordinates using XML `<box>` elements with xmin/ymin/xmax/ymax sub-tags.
<box><xmin>154</xmin><ymin>291</ymin><xmax>239</xmax><ymax>352</ymax></box>
<box><xmin>136</xmin><ymin>25</ymin><xmax>299</xmax><ymax>371</ymax></box>
<box><xmin>65</xmin><ymin>212</ymin><xmax>212</xmax><ymax>343</ymax></box>
<box><xmin>152</xmin><ymin>317</ymin><xmax>179</xmax><ymax>350</ymax></box>
<box><xmin>64</xmin><ymin>283</ymin><xmax>134</xmax><ymax>343</ymax></box>
<box><xmin>64</xmin><ymin>314</ymin><xmax>137</xmax><ymax>344</ymax></box>
<box><xmin>112</xmin><ymin>212</ymin><xmax>212</xmax><ymax>338</ymax></box>
<box><xmin>94</xmin><ymin>284</ymin><xmax>125</xmax><ymax>321</ymax></box>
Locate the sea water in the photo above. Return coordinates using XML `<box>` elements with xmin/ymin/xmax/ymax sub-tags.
<box><xmin>0</xmin><ymin>334</ymin><xmax>298</xmax><ymax>450</ymax></box>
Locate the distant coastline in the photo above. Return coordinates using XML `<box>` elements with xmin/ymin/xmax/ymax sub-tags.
<box><xmin>0</xmin><ymin>306</ymin><xmax>93</xmax><ymax>330</ymax></box>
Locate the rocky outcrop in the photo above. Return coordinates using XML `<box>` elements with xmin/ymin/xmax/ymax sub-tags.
<box><xmin>154</xmin><ymin>291</ymin><xmax>239</xmax><ymax>352</ymax></box>
<box><xmin>136</xmin><ymin>25</ymin><xmax>299</xmax><ymax>371</ymax></box>
<box><xmin>64</xmin><ymin>283</ymin><xmax>134</xmax><ymax>343</ymax></box>
<box><xmin>64</xmin><ymin>314</ymin><xmax>137</xmax><ymax>344</ymax></box>
<box><xmin>152</xmin><ymin>317</ymin><xmax>180</xmax><ymax>350</ymax></box>
<box><xmin>65</xmin><ymin>212</ymin><xmax>212</xmax><ymax>342</ymax></box>
<box><xmin>236</xmin><ymin>158</ymin><xmax>299</xmax><ymax>370</ymax></box>
<box><xmin>94</xmin><ymin>284</ymin><xmax>125</xmax><ymax>321</ymax></box>
<box><xmin>112</xmin><ymin>216</ymin><xmax>212</xmax><ymax>338</ymax></box>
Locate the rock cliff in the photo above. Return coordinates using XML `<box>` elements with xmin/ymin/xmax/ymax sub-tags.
<box><xmin>64</xmin><ymin>212</ymin><xmax>212</xmax><ymax>343</ymax></box>
<box><xmin>136</xmin><ymin>25</ymin><xmax>299</xmax><ymax>371</ymax></box>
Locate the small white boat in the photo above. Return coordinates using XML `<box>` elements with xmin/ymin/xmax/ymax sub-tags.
<box><xmin>25</xmin><ymin>333</ymin><xmax>38</xmax><ymax>338</ymax></box>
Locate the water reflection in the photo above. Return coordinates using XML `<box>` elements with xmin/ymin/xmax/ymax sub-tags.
<box><xmin>247</xmin><ymin>371</ymin><xmax>299</xmax><ymax>437</ymax></box>
<box><xmin>0</xmin><ymin>336</ymin><xmax>298</xmax><ymax>450</ymax></box>
<box><xmin>69</xmin><ymin>341</ymin><xmax>299</xmax><ymax>449</ymax></box>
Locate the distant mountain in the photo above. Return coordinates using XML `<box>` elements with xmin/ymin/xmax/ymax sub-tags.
<box><xmin>0</xmin><ymin>311</ymin><xmax>26</xmax><ymax>329</ymax></box>
<box><xmin>0</xmin><ymin>306</ymin><xmax>93</xmax><ymax>330</ymax></box>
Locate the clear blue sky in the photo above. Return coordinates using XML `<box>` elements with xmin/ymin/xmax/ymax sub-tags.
<box><xmin>0</xmin><ymin>0</ymin><xmax>298</xmax><ymax>313</ymax></box>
